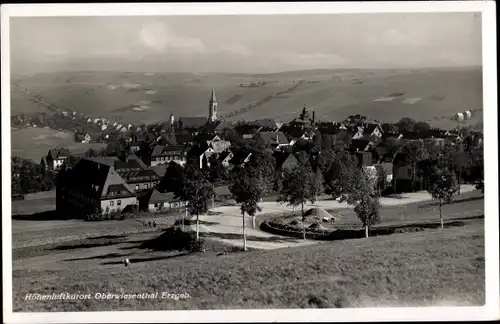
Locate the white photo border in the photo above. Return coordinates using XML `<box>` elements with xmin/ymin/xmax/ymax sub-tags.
<box><xmin>1</xmin><ymin>1</ymin><xmax>498</xmax><ymax>323</ymax></box>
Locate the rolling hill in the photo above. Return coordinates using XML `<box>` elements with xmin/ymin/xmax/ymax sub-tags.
<box><xmin>10</xmin><ymin>67</ymin><xmax>482</xmax><ymax>129</ymax></box>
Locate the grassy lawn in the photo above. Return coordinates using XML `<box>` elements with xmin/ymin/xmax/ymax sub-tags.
<box><xmin>11</xmin><ymin>191</ymin><xmax>485</xmax><ymax>311</ymax></box>
<box><xmin>12</xmin><ymin>220</ymin><xmax>484</xmax><ymax>311</ymax></box>
<box><xmin>260</xmin><ymin>191</ymin><xmax>484</xmax><ymax>231</ymax></box>
<box><xmin>10</xmin><ymin>127</ymin><xmax>107</xmax><ymax>162</ymax></box>
<box><xmin>11</xmin><ymin>198</ymin><xmax>56</xmax><ymax>216</ymax></box>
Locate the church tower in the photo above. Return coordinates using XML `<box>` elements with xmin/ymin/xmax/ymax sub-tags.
<box><xmin>208</xmin><ymin>89</ymin><xmax>218</xmax><ymax>122</ymax></box>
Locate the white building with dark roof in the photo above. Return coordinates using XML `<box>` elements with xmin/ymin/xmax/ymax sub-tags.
<box><xmin>56</xmin><ymin>158</ymin><xmax>138</xmax><ymax>218</ymax></box>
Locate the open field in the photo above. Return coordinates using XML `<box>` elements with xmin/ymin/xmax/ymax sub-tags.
<box><xmin>10</xmin><ymin>127</ymin><xmax>107</xmax><ymax>162</ymax></box>
<box><xmin>272</xmin><ymin>191</ymin><xmax>484</xmax><ymax>230</ymax></box>
<box><xmin>12</xmin><ymin>221</ymin><xmax>484</xmax><ymax>311</ymax></box>
<box><xmin>11</xmin><ymin>71</ymin><xmax>291</xmax><ymax>125</ymax></box>
<box><xmin>11</xmin><ymin>189</ymin><xmax>484</xmax><ymax>311</ymax></box>
<box><xmin>11</xmin><ymin>197</ymin><xmax>56</xmax><ymax>216</ymax></box>
<box><xmin>11</xmin><ymin>67</ymin><xmax>482</xmax><ymax>128</ymax></box>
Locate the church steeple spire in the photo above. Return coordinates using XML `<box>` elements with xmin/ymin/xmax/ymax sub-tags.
<box><xmin>209</xmin><ymin>89</ymin><xmax>218</xmax><ymax>122</ymax></box>
<box><xmin>210</xmin><ymin>89</ymin><xmax>217</xmax><ymax>103</ymax></box>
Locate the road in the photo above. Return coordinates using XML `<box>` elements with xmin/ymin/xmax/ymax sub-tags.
<box><xmin>192</xmin><ymin>185</ymin><xmax>480</xmax><ymax>250</ymax></box>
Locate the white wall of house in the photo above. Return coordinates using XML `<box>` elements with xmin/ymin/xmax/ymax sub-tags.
<box><xmin>371</xmin><ymin>127</ymin><xmax>383</xmax><ymax>138</ymax></box>
<box><xmin>131</xmin><ymin>182</ymin><xmax>157</xmax><ymax>191</ymax></box>
<box><xmin>151</xmin><ymin>156</ymin><xmax>186</xmax><ymax>167</ymax></box>
<box><xmin>221</xmin><ymin>154</ymin><xmax>233</xmax><ymax>168</ymax></box>
<box><xmin>101</xmin><ymin>197</ymin><xmax>138</xmax><ymax>214</ymax></box>
<box><xmin>352</xmin><ymin>130</ymin><xmax>364</xmax><ymax>140</ymax></box>
<box><xmin>53</xmin><ymin>158</ymin><xmax>67</xmax><ymax>169</ymax></box>
<box><xmin>148</xmin><ymin>201</ymin><xmax>185</xmax><ymax>212</ymax></box>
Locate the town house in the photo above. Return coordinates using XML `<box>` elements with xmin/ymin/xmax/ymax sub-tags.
<box><xmin>89</xmin><ymin>153</ymin><xmax>160</xmax><ymax>192</ymax></box>
<box><xmin>56</xmin><ymin>158</ymin><xmax>138</xmax><ymax>218</ymax></box>
<box><xmin>41</xmin><ymin>148</ymin><xmax>71</xmax><ymax>172</ymax></box>
<box><xmin>150</xmin><ymin>145</ymin><xmax>188</xmax><ymax>167</ymax></box>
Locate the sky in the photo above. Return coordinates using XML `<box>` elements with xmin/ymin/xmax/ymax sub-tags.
<box><xmin>10</xmin><ymin>13</ymin><xmax>482</xmax><ymax>74</ymax></box>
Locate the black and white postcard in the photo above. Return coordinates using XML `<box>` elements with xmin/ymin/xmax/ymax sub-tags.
<box><xmin>2</xmin><ymin>2</ymin><xmax>498</xmax><ymax>323</ymax></box>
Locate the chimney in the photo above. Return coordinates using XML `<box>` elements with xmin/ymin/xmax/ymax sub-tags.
<box><xmin>312</xmin><ymin>111</ymin><xmax>316</xmax><ymax>123</ymax></box>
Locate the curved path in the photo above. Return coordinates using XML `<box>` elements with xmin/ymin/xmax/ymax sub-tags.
<box><xmin>192</xmin><ymin>185</ymin><xmax>478</xmax><ymax>250</ymax></box>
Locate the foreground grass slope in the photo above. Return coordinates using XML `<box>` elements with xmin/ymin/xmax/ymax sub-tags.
<box><xmin>13</xmin><ymin>220</ymin><xmax>484</xmax><ymax>311</ymax></box>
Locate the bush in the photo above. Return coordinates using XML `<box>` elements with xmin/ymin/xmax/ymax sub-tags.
<box><xmin>289</xmin><ymin>219</ymin><xmax>304</xmax><ymax>228</ymax></box>
<box><xmin>261</xmin><ymin>220</ymin><xmax>333</xmax><ymax>240</ymax></box>
<box><xmin>141</xmin><ymin>227</ymin><xmax>199</xmax><ymax>252</ymax></box>
<box><xmin>308</xmin><ymin>223</ymin><xmax>326</xmax><ymax>231</ymax></box>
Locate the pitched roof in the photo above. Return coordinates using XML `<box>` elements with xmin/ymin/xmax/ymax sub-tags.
<box><xmin>350</xmin><ymin>139</ymin><xmax>372</xmax><ymax>152</ymax></box>
<box><xmin>188</xmin><ymin>144</ymin><xmax>211</xmax><ymax>157</ymax></box>
<box><xmin>316</xmin><ymin>122</ymin><xmax>344</xmax><ymax>135</ymax></box>
<box><xmin>148</xmin><ymin>189</ymin><xmax>178</xmax><ymax>204</ymax></box>
<box><xmin>214</xmin><ymin>122</ymin><xmax>234</xmax><ymax>132</ymax></box>
<box><xmin>252</xmin><ymin>119</ymin><xmax>278</xmax><ymax>130</ymax></box>
<box><xmin>88</xmin><ymin>153</ymin><xmax>150</xmax><ymax>171</ymax></box>
<box><xmin>234</xmin><ymin>123</ymin><xmax>260</xmax><ymax>135</ymax></box>
<box><xmin>178</xmin><ymin>117</ymin><xmax>208</xmax><ymax>129</ymax></box>
<box><xmin>363</xmin><ymin>124</ymin><xmax>383</xmax><ymax>135</ymax></box>
<box><xmin>259</xmin><ymin>131</ymin><xmax>289</xmax><ymax>145</ymax></box>
<box><xmin>374</xmin><ymin>162</ymin><xmax>393</xmax><ymax>176</ymax></box>
<box><xmin>218</xmin><ymin>150</ymin><xmax>232</xmax><ymax>162</ymax></box>
<box><xmin>64</xmin><ymin>158</ymin><xmax>136</xmax><ymax>200</ymax></box>
<box><xmin>48</xmin><ymin>148</ymin><xmax>71</xmax><ymax>159</ymax></box>
<box><xmin>151</xmin><ymin>144</ymin><xmax>187</xmax><ymax>157</ymax></box>
<box><xmin>230</xmin><ymin>150</ymin><xmax>252</xmax><ymax>165</ymax></box>
<box><xmin>214</xmin><ymin>185</ymin><xmax>231</xmax><ymax>196</ymax></box>
<box><xmin>194</xmin><ymin>133</ymin><xmax>217</xmax><ymax>144</ymax></box>
<box><xmin>151</xmin><ymin>164</ymin><xmax>168</xmax><ymax>178</ymax></box>
<box><xmin>210</xmin><ymin>140</ymin><xmax>231</xmax><ymax>153</ymax></box>
<box><xmin>175</xmin><ymin>133</ymin><xmax>195</xmax><ymax>144</ymax></box>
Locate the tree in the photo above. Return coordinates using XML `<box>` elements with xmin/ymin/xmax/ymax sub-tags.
<box><xmin>207</xmin><ymin>154</ymin><xmax>228</xmax><ymax>184</ymax></box>
<box><xmin>396</xmin><ymin>117</ymin><xmax>417</xmax><ymax>132</ymax></box>
<box><xmin>427</xmin><ymin>167</ymin><xmax>459</xmax><ymax>230</ymax></box>
<box><xmin>179</xmin><ymin>164</ymin><xmax>214</xmax><ymax>240</ymax></box>
<box><xmin>381</xmin><ymin>123</ymin><xmax>398</xmax><ymax>134</ymax></box>
<box><xmin>354</xmin><ymin>195</ymin><xmax>381</xmax><ymax>238</ymax></box>
<box><xmin>313</xmin><ymin>129</ymin><xmax>322</xmax><ymax>151</ymax></box>
<box><xmin>414</xmin><ymin>121</ymin><xmax>432</xmax><ymax>133</ymax></box>
<box><xmin>220</xmin><ymin>127</ymin><xmax>241</xmax><ymax>143</ymax></box>
<box><xmin>323</xmin><ymin>150</ymin><xmax>357</xmax><ymax>199</ymax></box>
<box><xmin>277</xmin><ymin>162</ymin><xmax>315</xmax><ymax>240</ymax></box>
<box><xmin>311</xmin><ymin>170</ymin><xmax>324</xmax><ymax>201</ymax></box>
<box><xmin>384</xmin><ymin>136</ymin><xmax>403</xmax><ymax>157</ymax></box>
<box><xmin>375</xmin><ymin>165</ymin><xmax>387</xmax><ymax>197</ymax></box>
<box><xmin>158</xmin><ymin>162</ymin><xmax>185</xmax><ymax>193</ymax></box>
<box><xmin>337</xmin><ymin>165</ymin><xmax>380</xmax><ymax>238</ymax></box>
<box><xmin>401</xmin><ymin>141</ymin><xmax>428</xmax><ymax>191</ymax></box>
<box><xmin>246</xmin><ymin>147</ymin><xmax>276</xmax><ymax>197</ymax></box>
<box><xmin>229</xmin><ymin>166</ymin><xmax>263</xmax><ymax>250</ymax></box>
<box><xmin>84</xmin><ymin>148</ymin><xmax>98</xmax><ymax>158</ymax></box>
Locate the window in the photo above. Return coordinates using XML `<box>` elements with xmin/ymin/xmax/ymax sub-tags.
<box><xmin>408</xmin><ymin>168</ymin><xmax>412</xmax><ymax>176</ymax></box>
<box><xmin>145</xmin><ymin>184</ymin><xmax>149</xmax><ymax>189</ymax></box>
<box><xmin>110</xmin><ymin>201</ymin><xmax>114</xmax><ymax>207</ymax></box>
<box><xmin>117</xmin><ymin>200</ymin><xmax>121</xmax><ymax>206</ymax></box>
<box><xmin>135</xmin><ymin>185</ymin><xmax>139</xmax><ymax>190</ymax></box>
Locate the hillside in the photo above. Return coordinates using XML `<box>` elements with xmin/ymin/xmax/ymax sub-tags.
<box><xmin>10</xmin><ymin>67</ymin><xmax>482</xmax><ymax>129</ymax></box>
